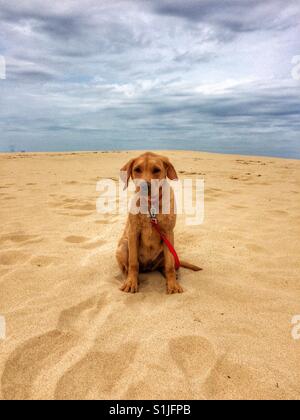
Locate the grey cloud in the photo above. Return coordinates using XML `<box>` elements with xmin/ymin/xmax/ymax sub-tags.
<box><xmin>151</xmin><ymin>0</ymin><xmax>300</xmax><ymax>33</ymax></box>
<box><xmin>8</xmin><ymin>69</ymin><xmax>58</xmax><ymax>82</ymax></box>
<box><xmin>36</xmin><ymin>15</ymin><xmax>84</xmax><ymax>40</ymax></box>
<box><xmin>147</xmin><ymin>93</ymin><xmax>300</xmax><ymax>125</ymax></box>
<box><xmin>0</xmin><ymin>0</ymin><xmax>299</xmax><ymax>158</ymax></box>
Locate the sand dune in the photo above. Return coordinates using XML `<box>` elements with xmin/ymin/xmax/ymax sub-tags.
<box><xmin>0</xmin><ymin>150</ymin><xmax>300</xmax><ymax>400</ymax></box>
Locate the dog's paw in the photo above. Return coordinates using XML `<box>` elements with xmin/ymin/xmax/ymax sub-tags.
<box><xmin>167</xmin><ymin>281</ymin><xmax>183</xmax><ymax>294</ymax></box>
<box><xmin>120</xmin><ymin>279</ymin><xmax>139</xmax><ymax>293</ymax></box>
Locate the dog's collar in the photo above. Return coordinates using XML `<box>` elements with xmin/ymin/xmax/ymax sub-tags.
<box><xmin>149</xmin><ymin>207</ymin><xmax>158</xmax><ymax>224</ymax></box>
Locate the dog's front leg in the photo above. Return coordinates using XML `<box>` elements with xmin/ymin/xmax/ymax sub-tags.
<box><xmin>120</xmin><ymin>221</ymin><xmax>139</xmax><ymax>293</ymax></box>
<box><xmin>163</xmin><ymin>231</ymin><xmax>183</xmax><ymax>294</ymax></box>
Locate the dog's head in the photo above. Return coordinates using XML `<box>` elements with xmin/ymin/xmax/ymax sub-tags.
<box><xmin>120</xmin><ymin>152</ymin><xmax>178</xmax><ymax>189</ymax></box>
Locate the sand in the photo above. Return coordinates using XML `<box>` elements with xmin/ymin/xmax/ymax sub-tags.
<box><xmin>0</xmin><ymin>150</ymin><xmax>299</xmax><ymax>400</ymax></box>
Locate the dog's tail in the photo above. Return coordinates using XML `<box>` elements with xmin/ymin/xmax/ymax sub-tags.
<box><xmin>180</xmin><ymin>260</ymin><xmax>203</xmax><ymax>272</ymax></box>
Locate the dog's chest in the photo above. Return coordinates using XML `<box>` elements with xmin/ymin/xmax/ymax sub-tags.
<box><xmin>140</xmin><ymin>222</ymin><xmax>162</xmax><ymax>248</ymax></box>
<box><xmin>138</xmin><ymin>218</ymin><xmax>163</xmax><ymax>263</ymax></box>
<box><xmin>138</xmin><ymin>214</ymin><xmax>176</xmax><ymax>266</ymax></box>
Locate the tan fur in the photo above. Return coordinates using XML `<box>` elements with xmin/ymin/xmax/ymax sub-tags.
<box><xmin>116</xmin><ymin>152</ymin><xmax>202</xmax><ymax>294</ymax></box>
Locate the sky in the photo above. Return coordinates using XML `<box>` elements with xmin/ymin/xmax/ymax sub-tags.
<box><xmin>0</xmin><ymin>0</ymin><xmax>300</xmax><ymax>157</ymax></box>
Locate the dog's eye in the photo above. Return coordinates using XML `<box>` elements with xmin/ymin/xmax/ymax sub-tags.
<box><xmin>134</xmin><ymin>167</ymin><xmax>142</xmax><ymax>174</ymax></box>
<box><xmin>152</xmin><ymin>168</ymin><xmax>161</xmax><ymax>174</ymax></box>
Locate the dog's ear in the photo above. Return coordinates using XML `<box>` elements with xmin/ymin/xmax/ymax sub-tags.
<box><xmin>160</xmin><ymin>156</ymin><xmax>178</xmax><ymax>180</ymax></box>
<box><xmin>120</xmin><ymin>158</ymin><xmax>135</xmax><ymax>189</ymax></box>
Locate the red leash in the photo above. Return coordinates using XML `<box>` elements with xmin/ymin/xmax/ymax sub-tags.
<box><xmin>150</xmin><ymin>212</ymin><xmax>181</xmax><ymax>271</ymax></box>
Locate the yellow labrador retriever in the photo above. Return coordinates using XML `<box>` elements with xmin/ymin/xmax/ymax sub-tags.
<box><xmin>116</xmin><ymin>152</ymin><xmax>201</xmax><ymax>294</ymax></box>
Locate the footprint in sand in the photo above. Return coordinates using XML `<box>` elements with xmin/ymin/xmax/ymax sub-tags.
<box><xmin>72</xmin><ymin>212</ymin><xmax>94</xmax><ymax>218</ymax></box>
<box><xmin>2</xmin><ymin>196</ymin><xmax>16</xmax><ymax>201</ymax></box>
<box><xmin>64</xmin><ymin>181</ymin><xmax>78</xmax><ymax>185</ymax></box>
<box><xmin>52</xmin><ymin>294</ymin><xmax>138</xmax><ymax>399</ymax></box>
<box><xmin>57</xmin><ymin>294</ymin><xmax>107</xmax><ymax>334</ymax></box>
<box><xmin>0</xmin><ymin>250</ymin><xmax>30</xmax><ymax>266</ymax></box>
<box><xmin>231</xmin><ymin>204</ymin><xmax>248</xmax><ymax>209</ymax></box>
<box><xmin>0</xmin><ymin>233</ymin><xmax>41</xmax><ymax>246</ymax></box>
<box><xmin>1</xmin><ymin>294</ymin><xmax>108</xmax><ymax>400</ymax></box>
<box><xmin>64</xmin><ymin>236</ymin><xmax>88</xmax><ymax>244</ymax></box>
<box><xmin>49</xmin><ymin>195</ymin><xmax>96</xmax><ymax>216</ymax></box>
<box><xmin>82</xmin><ymin>240</ymin><xmax>106</xmax><ymax>250</ymax></box>
<box><xmin>1</xmin><ymin>331</ymin><xmax>77</xmax><ymax>400</ymax></box>
<box><xmin>169</xmin><ymin>336</ymin><xmax>216</xmax><ymax>382</ymax></box>
<box><xmin>30</xmin><ymin>255</ymin><xmax>61</xmax><ymax>267</ymax></box>
<box><xmin>54</xmin><ymin>342</ymin><xmax>138</xmax><ymax>400</ymax></box>
<box><xmin>269</xmin><ymin>210</ymin><xmax>288</xmax><ymax>216</ymax></box>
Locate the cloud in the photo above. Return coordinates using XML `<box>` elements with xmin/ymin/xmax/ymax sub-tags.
<box><xmin>0</xmin><ymin>0</ymin><xmax>299</xmax><ymax>157</ymax></box>
<box><xmin>151</xmin><ymin>0</ymin><xmax>300</xmax><ymax>33</ymax></box>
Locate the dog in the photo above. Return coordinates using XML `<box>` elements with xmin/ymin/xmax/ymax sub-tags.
<box><xmin>116</xmin><ymin>152</ymin><xmax>202</xmax><ymax>294</ymax></box>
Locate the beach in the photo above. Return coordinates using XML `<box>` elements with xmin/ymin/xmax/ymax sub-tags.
<box><xmin>0</xmin><ymin>150</ymin><xmax>299</xmax><ymax>400</ymax></box>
